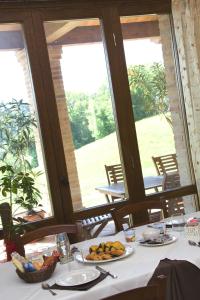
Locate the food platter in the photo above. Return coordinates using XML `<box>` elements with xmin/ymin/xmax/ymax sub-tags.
<box><xmin>75</xmin><ymin>243</ymin><xmax>134</xmax><ymax>264</ymax></box>
<box><xmin>138</xmin><ymin>235</ymin><xmax>177</xmax><ymax>247</ymax></box>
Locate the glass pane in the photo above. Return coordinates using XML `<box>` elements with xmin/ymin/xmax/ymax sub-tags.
<box><xmin>44</xmin><ymin>19</ymin><xmax>127</xmax><ymax>210</ymax></box>
<box><xmin>0</xmin><ymin>23</ymin><xmax>52</xmax><ymax>228</ymax></box>
<box><xmin>120</xmin><ymin>15</ymin><xmax>192</xmax><ymax>200</ymax></box>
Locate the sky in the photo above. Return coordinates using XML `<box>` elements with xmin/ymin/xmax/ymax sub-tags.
<box><xmin>0</xmin><ymin>38</ymin><xmax>163</xmax><ymax>101</ymax></box>
<box><xmin>61</xmin><ymin>39</ymin><xmax>163</xmax><ymax>94</ymax></box>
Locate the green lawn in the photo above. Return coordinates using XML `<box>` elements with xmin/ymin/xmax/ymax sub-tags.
<box><xmin>75</xmin><ymin>114</ymin><xmax>175</xmax><ymax>207</ymax></box>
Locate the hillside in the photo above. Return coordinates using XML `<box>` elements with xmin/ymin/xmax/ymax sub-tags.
<box><xmin>75</xmin><ymin>114</ymin><xmax>175</xmax><ymax>207</ymax></box>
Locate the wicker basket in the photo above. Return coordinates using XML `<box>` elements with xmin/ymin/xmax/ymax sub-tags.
<box><xmin>16</xmin><ymin>261</ymin><xmax>57</xmax><ymax>283</ymax></box>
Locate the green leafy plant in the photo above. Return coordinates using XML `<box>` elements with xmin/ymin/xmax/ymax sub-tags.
<box><xmin>0</xmin><ymin>165</ymin><xmax>42</xmax><ymax>236</ymax></box>
<box><xmin>0</xmin><ymin>98</ymin><xmax>38</xmax><ymax>170</ymax></box>
<box><xmin>0</xmin><ymin>99</ymin><xmax>42</xmax><ymax>236</ymax></box>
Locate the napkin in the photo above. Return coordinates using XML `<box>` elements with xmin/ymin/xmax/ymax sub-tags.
<box><xmin>148</xmin><ymin>258</ymin><xmax>200</xmax><ymax>300</ymax></box>
<box><xmin>50</xmin><ymin>272</ymin><xmax>108</xmax><ymax>291</ymax></box>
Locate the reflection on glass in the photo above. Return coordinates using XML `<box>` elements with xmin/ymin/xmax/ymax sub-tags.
<box><xmin>44</xmin><ymin>19</ymin><xmax>126</xmax><ymax>210</ymax></box>
<box><xmin>0</xmin><ymin>23</ymin><xmax>52</xmax><ymax>228</ymax></box>
<box><xmin>120</xmin><ymin>15</ymin><xmax>192</xmax><ymax>198</ymax></box>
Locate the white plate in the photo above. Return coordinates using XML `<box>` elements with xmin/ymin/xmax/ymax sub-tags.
<box><xmin>75</xmin><ymin>244</ymin><xmax>134</xmax><ymax>264</ymax></box>
<box><xmin>55</xmin><ymin>269</ymin><xmax>100</xmax><ymax>286</ymax></box>
<box><xmin>138</xmin><ymin>235</ymin><xmax>177</xmax><ymax>247</ymax></box>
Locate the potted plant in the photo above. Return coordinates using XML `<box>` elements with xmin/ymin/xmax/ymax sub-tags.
<box><xmin>0</xmin><ymin>164</ymin><xmax>42</xmax><ymax>260</ymax></box>
<box><xmin>0</xmin><ymin>99</ymin><xmax>42</xmax><ymax>260</ymax></box>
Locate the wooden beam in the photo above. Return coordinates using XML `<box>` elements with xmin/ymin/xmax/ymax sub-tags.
<box><xmin>45</xmin><ymin>20</ymin><xmax>100</xmax><ymax>43</ymax></box>
<box><xmin>52</xmin><ymin>21</ymin><xmax>160</xmax><ymax>46</ymax></box>
<box><xmin>0</xmin><ymin>20</ymin><xmax>159</xmax><ymax>50</ymax></box>
<box><xmin>46</xmin><ymin>21</ymin><xmax>83</xmax><ymax>43</ymax></box>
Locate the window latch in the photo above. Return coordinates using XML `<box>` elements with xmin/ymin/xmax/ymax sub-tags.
<box><xmin>113</xmin><ymin>33</ymin><xmax>117</xmax><ymax>47</ymax></box>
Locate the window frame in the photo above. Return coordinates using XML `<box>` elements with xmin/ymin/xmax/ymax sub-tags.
<box><xmin>0</xmin><ymin>0</ymin><xmax>198</xmax><ymax>239</ymax></box>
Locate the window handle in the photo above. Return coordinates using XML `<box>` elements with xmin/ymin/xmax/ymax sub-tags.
<box><xmin>113</xmin><ymin>33</ymin><xmax>117</xmax><ymax>47</ymax></box>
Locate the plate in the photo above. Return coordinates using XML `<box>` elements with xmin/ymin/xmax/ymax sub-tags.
<box><xmin>55</xmin><ymin>269</ymin><xmax>100</xmax><ymax>286</ymax></box>
<box><xmin>138</xmin><ymin>235</ymin><xmax>177</xmax><ymax>247</ymax></box>
<box><xmin>75</xmin><ymin>244</ymin><xmax>134</xmax><ymax>264</ymax></box>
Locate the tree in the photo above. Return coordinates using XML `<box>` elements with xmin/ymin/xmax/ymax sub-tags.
<box><xmin>128</xmin><ymin>63</ymin><xmax>170</xmax><ymax>124</ymax></box>
<box><xmin>93</xmin><ymin>84</ymin><xmax>115</xmax><ymax>139</ymax></box>
<box><xmin>66</xmin><ymin>92</ymin><xmax>95</xmax><ymax>149</ymax></box>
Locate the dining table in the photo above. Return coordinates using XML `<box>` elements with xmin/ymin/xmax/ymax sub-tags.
<box><xmin>1</xmin><ymin>211</ymin><xmax>200</xmax><ymax>300</ymax></box>
<box><xmin>95</xmin><ymin>175</ymin><xmax>163</xmax><ymax>201</ymax></box>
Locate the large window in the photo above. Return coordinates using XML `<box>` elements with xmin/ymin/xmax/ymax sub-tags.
<box><xmin>120</xmin><ymin>15</ymin><xmax>192</xmax><ymax>193</ymax></box>
<box><xmin>0</xmin><ymin>0</ymin><xmax>197</xmax><ymax>235</ymax></box>
<box><xmin>0</xmin><ymin>23</ymin><xmax>53</xmax><ymax>228</ymax></box>
<box><xmin>44</xmin><ymin>19</ymin><xmax>127</xmax><ymax>210</ymax></box>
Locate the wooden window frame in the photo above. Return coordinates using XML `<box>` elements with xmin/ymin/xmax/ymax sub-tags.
<box><xmin>0</xmin><ymin>0</ymin><xmax>198</xmax><ymax>239</ymax></box>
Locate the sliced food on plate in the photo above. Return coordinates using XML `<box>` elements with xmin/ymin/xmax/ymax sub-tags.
<box><xmin>86</xmin><ymin>241</ymin><xmax>125</xmax><ymax>261</ymax></box>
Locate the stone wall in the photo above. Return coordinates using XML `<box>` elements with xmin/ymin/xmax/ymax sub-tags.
<box><xmin>158</xmin><ymin>15</ymin><xmax>196</xmax><ymax>213</ymax></box>
<box><xmin>172</xmin><ymin>0</ymin><xmax>200</xmax><ymax>209</ymax></box>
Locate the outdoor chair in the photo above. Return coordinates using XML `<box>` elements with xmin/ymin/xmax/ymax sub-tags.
<box><xmin>152</xmin><ymin>153</ymin><xmax>178</xmax><ymax>175</ymax></box>
<box><xmin>80</xmin><ymin>213</ymin><xmax>113</xmax><ymax>238</ymax></box>
<box><xmin>152</xmin><ymin>153</ymin><xmax>184</xmax><ymax>217</ymax></box>
<box><xmin>105</xmin><ymin>164</ymin><xmax>124</xmax><ymax>184</ymax></box>
<box><xmin>102</xmin><ymin>275</ymin><xmax>166</xmax><ymax>300</ymax></box>
<box><xmin>105</xmin><ymin>164</ymin><xmax>124</xmax><ymax>202</ymax></box>
<box><xmin>161</xmin><ymin>172</ymin><xmax>184</xmax><ymax>217</ymax></box>
<box><xmin>111</xmin><ymin>200</ymin><xmax>164</xmax><ymax>232</ymax></box>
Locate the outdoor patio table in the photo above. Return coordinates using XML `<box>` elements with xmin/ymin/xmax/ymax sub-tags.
<box><xmin>1</xmin><ymin>211</ymin><xmax>200</xmax><ymax>300</ymax></box>
<box><xmin>95</xmin><ymin>175</ymin><xmax>163</xmax><ymax>199</ymax></box>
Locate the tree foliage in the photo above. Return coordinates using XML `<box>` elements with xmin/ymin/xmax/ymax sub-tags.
<box><xmin>67</xmin><ymin>63</ymin><xmax>168</xmax><ymax>149</ymax></box>
<box><xmin>66</xmin><ymin>92</ymin><xmax>95</xmax><ymax>149</ymax></box>
<box><xmin>128</xmin><ymin>63</ymin><xmax>170</xmax><ymax>123</ymax></box>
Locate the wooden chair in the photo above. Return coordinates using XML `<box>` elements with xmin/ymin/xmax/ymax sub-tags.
<box><xmin>17</xmin><ymin>224</ymin><xmax>79</xmax><ymax>256</ymax></box>
<box><xmin>80</xmin><ymin>213</ymin><xmax>113</xmax><ymax>239</ymax></box>
<box><xmin>102</xmin><ymin>275</ymin><xmax>166</xmax><ymax>300</ymax></box>
<box><xmin>0</xmin><ymin>202</ymin><xmax>13</xmax><ymax>241</ymax></box>
<box><xmin>162</xmin><ymin>172</ymin><xmax>184</xmax><ymax>217</ymax></box>
<box><xmin>152</xmin><ymin>153</ymin><xmax>178</xmax><ymax>175</ymax></box>
<box><xmin>105</xmin><ymin>164</ymin><xmax>124</xmax><ymax>202</ymax></box>
<box><xmin>105</xmin><ymin>164</ymin><xmax>124</xmax><ymax>184</ymax></box>
<box><xmin>152</xmin><ymin>154</ymin><xmax>184</xmax><ymax>217</ymax></box>
<box><xmin>111</xmin><ymin>200</ymin><xmax>164</xmax><ymax>232</ymax></box>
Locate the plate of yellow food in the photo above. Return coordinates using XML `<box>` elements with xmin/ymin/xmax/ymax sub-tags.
<box><xmin>75</xmin><ymin>241</ymin><xmax>134</xmax><ymax>264</ymax></box>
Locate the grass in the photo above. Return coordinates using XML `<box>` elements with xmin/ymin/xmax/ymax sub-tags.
<box><xmin>75</xmin><ymin>114</ymin><xmax>176</xmax><ymax>208</ymax></box>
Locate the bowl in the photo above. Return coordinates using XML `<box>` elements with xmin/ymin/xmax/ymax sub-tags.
<box><xmin>142</xmin><ymin>227</ymin><xmax>160</xmax><ymax>241</ymax></box>
<box><xmin>16</xmin><ymin>261</ymin><xmax>57</xmax><ymax>283</ymax></box>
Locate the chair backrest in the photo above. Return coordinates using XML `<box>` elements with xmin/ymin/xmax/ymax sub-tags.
<box><xmin>152</xmin><ymin>154</ymin><xmax>178</xmax><ymax>175</ymax></box>
<box><xmin>102</xmin><ymin>275</ymin><xmax>166</xmax><ymax>300</ymax></box>
<box><xmin>0</xmin><ymin>202</ymin><xmax>13</xmax><ymax>240</ymax></box>
<box><xmin>111</xmin><ymin>200</ymin><xmax>164</xmax><ymax>232</ymax></box>
<box><xmin>162</xmin><ymin>172</ymin><xmax>184</xmax><ymax>217</ymax></box>
<box><xmin>18</xmin><ymin>224</ymin><xmax>78</xmax><ymax>256</ymax></box>
<box><xmin>105</xmin><ymin>164</ymin><xmax>124</xmax><ymax>184</ymax></box>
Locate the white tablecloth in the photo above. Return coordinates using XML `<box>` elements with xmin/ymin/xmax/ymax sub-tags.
<box><xmin>1</xmin><ymin>212</ymin><xmax>200</xmax><ymax>300</ymax></box>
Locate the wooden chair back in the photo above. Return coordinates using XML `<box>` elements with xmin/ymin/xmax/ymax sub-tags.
<box><xmin>111</xmin><ymin>200</ymin><xmax>164</xmax><ymax>232</ymax></box>
<box><xmin>0</xmin><ymin>202</ymin><xmax>13</xmax><ymax>240</ymax></box>
<box><xmin>102</xmin><ymin>275</ymin><xmax>166</xmax><ymax>300</ymax></box>
<box><xmin>18</xmin><ymin>224</ymin><xmax>78</xmax><ymax>256</ymax></box>
<box><xmin>152</xmin><ymin>154</ymin><xmax>178</xmax><ymax>175</ymax></box>
<box><xmin>105</xmin><ymin>164</ymin><xmax>124</xmax><ymax>184</ymax></box>
<box><xmin>162</xmin><ymin>172</ymin><xmax>184</xmax><ymax>217</ymax></box>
